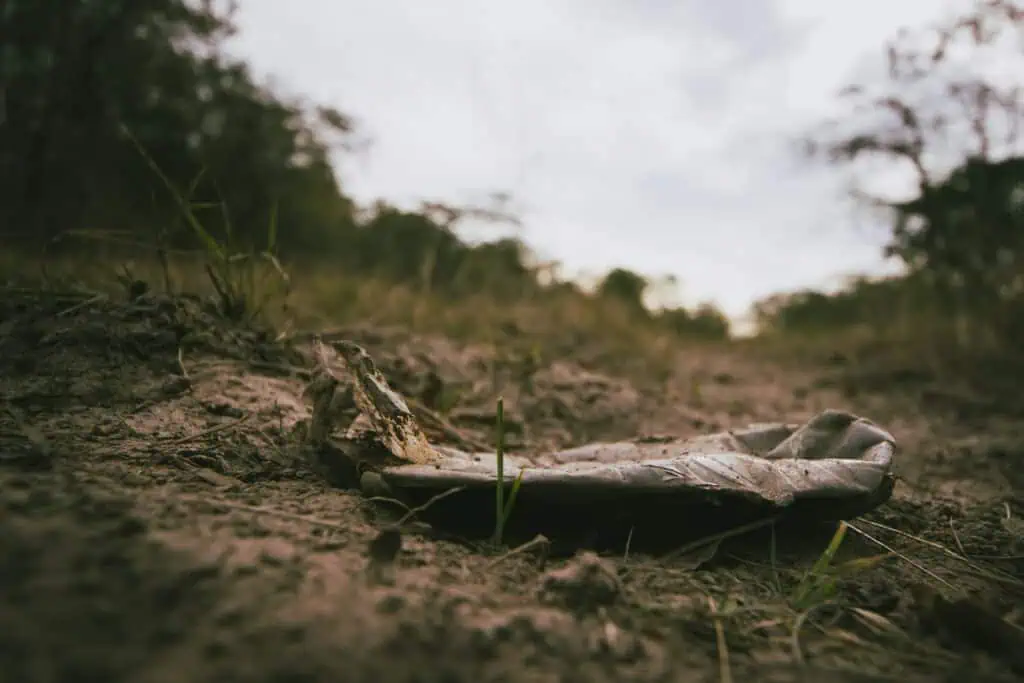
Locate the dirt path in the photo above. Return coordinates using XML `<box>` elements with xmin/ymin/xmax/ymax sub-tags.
<box><xmin>1</xmin><ymin>290</ymin><xmax>1022</xmax><ymax>683</ymax></box>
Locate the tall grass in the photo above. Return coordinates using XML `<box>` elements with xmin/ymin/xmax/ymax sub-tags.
<box><xmin>117</xmin><ymin>123</ymin><xmax>291</xmax><ymax>321</ymax></box>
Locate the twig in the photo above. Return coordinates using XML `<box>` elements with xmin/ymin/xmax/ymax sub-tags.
<box><xmin>845</xmin><ymin>522</ymin><xmax>958</xmax><ymax>591</ymax></box>
<box><xmin>662</xmin><ymin>515</ymin><xmax>781</xmax><ymax>564</ymax></box>
<box><xmin>363</xmin><ymin>495</ymin><xmax>413</xmax><ymax>513</ymax></box>
<box><xmin>859</xmin><ymin>517</ymin><xmax>1022</xmax><ymax>581</ymax></box>
<box><xmin>948</xmin><ymin>517</ymin><xmax>968</xmax><ymax>556</ymax></box>
<box><xmin>56</xmin><ymin>292</ymin><xmax>106</xmax><ymax>318</ymax></box>
<box><xmin>860</xmin><ymin>517</ymin><xmax>967</xmax><ymax>560</ymax></box>
<box><xmin>484</xmin><ymin>534</ymin><xmax>550</xmax><ymax>571</ymax></box>
<box><xmin>395</xmin><ymin>486</ymin><xmax>468</xmax><ymax>526</ymax></box>
<box><xmin>161</xmin><ymin>413</ymin><xmax>252</xmax><ymax>446</ymax></box>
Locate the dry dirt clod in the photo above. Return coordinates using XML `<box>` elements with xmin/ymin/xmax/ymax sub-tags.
<box><xmin>539</xmin><ymin>551</ymin><xmax>623</xmax><ymax>613</ymax></box>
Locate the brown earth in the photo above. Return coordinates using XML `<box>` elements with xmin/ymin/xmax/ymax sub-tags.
<box><xmin>1</xmin><ymin>289</ymin><xmax>1023</xmax><ymax>683</ymax></box>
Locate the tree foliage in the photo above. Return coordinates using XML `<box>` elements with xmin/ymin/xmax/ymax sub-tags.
<box><xmin>598</xmin><ymin>268</ymin><xmax>649</xmax><ymax>312</ymax></box>
<box><xmin>768</xmin><ymin>0</ymin><xmax>1024</xmax><ymax>341</ymax></box>
<box><xmin>1</xmin><ymin>0</ymin><xmax>730</xmax><ymax>337</ymax></box>
<box><xmin>1</xmin><ymin>0</ymin><xmax>358</xmax><ymax>252</ymax></box>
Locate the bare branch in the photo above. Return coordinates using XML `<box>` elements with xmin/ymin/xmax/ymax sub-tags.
<box><xmin>803</xmin><ymin>0</ymin><xmax>1024</xmax><ymax>204</ymax></box>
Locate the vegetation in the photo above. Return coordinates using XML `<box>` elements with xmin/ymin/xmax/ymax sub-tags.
<box><xmin>491</xmin><ymin>397</ymin><xmax>523</xmax><ymax>547</ymax></box>
<box><xmin>755</xmin><ymin>0</ymin><xmax>1024</xmax><ymax>377</ymax></box>
<box><xmin>5</xmin><ymin>0</ymin><xmax>1021</xmax><ymax>389</ymax></box>
<box><xmin>0</xmin><ymin>0</ymin><xmax>728</xmax><ymax>351</ymax></box>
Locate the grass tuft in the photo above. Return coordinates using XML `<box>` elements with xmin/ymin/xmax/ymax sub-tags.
<box><xmin>790</xmin><ymin>521</ymin><xmax>891</xmax><ymax>610</ymax></box>
<box><xmin>492</xmin><ymin>397</ymin><xmax>524</xmax><ymax>546</ymax></box>
<box><xmin>119</xmin><ymin>124</ymin><xmax>291</xmax><ymax>322</ymax></box>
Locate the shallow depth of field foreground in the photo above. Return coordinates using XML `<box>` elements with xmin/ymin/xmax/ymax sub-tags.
<box><xmin>1</xmin><ymin>284</ymin><xmax>1023</xmax><ymax>683</ymax></box>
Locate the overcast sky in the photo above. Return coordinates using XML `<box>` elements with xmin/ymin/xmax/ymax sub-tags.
<box><xmin>227</xmin><ymin>0</ymin><xmax>971</xmax><ymax>319</ymax></box>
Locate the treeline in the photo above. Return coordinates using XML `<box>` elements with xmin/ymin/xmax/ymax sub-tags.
<box><xmin>753</xmin><ymin>0</ymin><xmax>1024</xmax><ymax>356</ymax></box>
<box><xmin>0</xmin><ymin>0</ymin><xmax>728</xmax><ymax>339</ymax></box>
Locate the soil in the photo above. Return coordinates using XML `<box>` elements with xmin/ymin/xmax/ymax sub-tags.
<box><xmin>1</xmin><ymin>289</ymin><xmax>1022</xmax><ymax>683</ymax></box>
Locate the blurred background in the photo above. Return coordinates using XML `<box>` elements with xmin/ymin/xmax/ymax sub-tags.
<box><xmin>2</xmin><ymin>0</ymin><xmax>1022</xmax><ymax>371</ymax></box>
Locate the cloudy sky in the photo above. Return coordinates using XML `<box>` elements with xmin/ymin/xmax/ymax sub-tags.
<box><xmin>227</xmin><ymin>0</ymin><xmax>971</xmax><ymax>319</ymax></box>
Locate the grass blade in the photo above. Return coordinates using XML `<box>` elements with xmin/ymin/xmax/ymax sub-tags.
<box><xmin>493</xmin><ymin>397</ymin><xmax>505</xmax><ymax>543</ymax></box>
<box><xmin>501</xmin><ymin>468</ymin><xmax>525</xmax><ymax>529</ymax></box>
<box><xmin>118</xmin><ymin>123</ymin><xmax>225</xmax><ymax>261</ymax></box>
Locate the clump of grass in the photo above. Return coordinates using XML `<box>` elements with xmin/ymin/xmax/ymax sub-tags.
<box><xmin>120</xmin><ymin>123</ymin><xmax>291</xmax><ymax>322</ymax></box>
<box><xmin>790</xmin><ymin>521</ymin><xmax>890</xmax><ymax>610</ymax></box>
<box><xmin>492</xmin><ymin>396</ymin><xmax>524</xmax><ymax>546</ymax></box>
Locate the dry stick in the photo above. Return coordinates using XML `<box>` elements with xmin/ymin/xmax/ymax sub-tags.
<box><xmin>484</xmin><ymin>534</ymin><xmax>550</xmax><ymax>571</ymax></box>
<box><xmin>395</xmin><ymin>486</ymin><xmax>468</xmax><ymax>526</ymax></box>
<box><xmin>844</xmin><ymin>522</ymin><xmax>958</xmax><ymax>592</ymax></box>
<box><xmin>860</xmin><ymin>517</ymin><xmax>981</xmax><ymax>562</ymax></box>
<box><xmin>361</xmin><ymin>487</ymin><xmax>469</xmax><ymax>530</ymax></box>
<box><xmin>662</xmin><ymin>515</ymin><xmax>781</xmax><ymax>564</ymax></box>
<box><xmin>949</xmin><ymin>517</ymin><xmax>1024</xmax><ymax>561</ymax></box>
<box><xmin>859</xmin><ymin>517</ymin><xmax>1024</xmax><ymax>579</ymax></box>
<box><xmin>708</xmin><ymin>595</ymin><xmax>733</xmax><ymax>683</ymax></box>
<box><xmin>161</xmin><ymin>413</ymin><xmax>252</xmax><ymax>446</ymax></box>
<box><xmin>363</xmin><ymin>495</ymin><xmax>414</xmax><ymax>514</ymax></box>
<box><xmin>56</xmin><ymin>292</ymin><xmax>106</xmax><ymax>318</ymax></box>
<box><xmin>948</xmin><ymin>517</ymin><xmax>970</xmax><ymax>556</ymax></box>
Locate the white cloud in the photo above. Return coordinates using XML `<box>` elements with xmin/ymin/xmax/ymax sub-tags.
<box><xmin>227</xmin><ymin>0</ymin><xmax>970</xmax><ymax>318</ymax></box>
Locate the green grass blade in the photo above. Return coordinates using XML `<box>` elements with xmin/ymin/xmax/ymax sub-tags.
<box><xmin>792</xmin><ymin>522</ymin><xmax>849</xmax><ymax>608</ymax></box>
<box><xmin>811</xmin><ymin>521</ymin><xmax>848</xmax><ymax>576</ymax></box>
<box><xmin>185</xmin><ymin>168</ymin><xmax>207</xmax><ymax>201</ymax></box>
<box><xmin>501</xmin><ymin>468</ymin><xmax>524</xmax><ymax>527</ymax></box>
<box><xmin>494</xmin><ymin>397</ymin><xmax>505</xmax><ymax>544</ymax></box>
<box><xmin>118</xmin><ymin>124</ymin><xmax>225</xmax><ymax>261</ymax></box>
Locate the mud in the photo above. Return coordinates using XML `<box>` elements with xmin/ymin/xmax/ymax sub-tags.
<box><xmin>1</xmin><ymin>289</ymin><xmax>1022</xmax><ymax>682</ymax></box>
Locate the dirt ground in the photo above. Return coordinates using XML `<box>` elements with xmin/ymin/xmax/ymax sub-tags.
<box><xmin>1</xmin><ymin>289</ymin><xmax>1023</xmax><ymax>683</ymax></box>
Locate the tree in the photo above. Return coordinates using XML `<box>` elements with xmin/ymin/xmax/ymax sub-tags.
<box><xmin>0</xmin><ymin>0</ymin><xmax>358</xmax><ymax>253</ymax></box>
<box><xmin>658</xmin><ymin>303</ymin><xmax>730</xmax><ymax>340</ymax></box>
<box><xmin>597</xmin><ymin>268</ymin><xmax>649</xmax><ymax>313</ymax></box>
<box><xmin>803</xmin><ymin>0</ymin><xmax>1024</xmax><ymax>317</ymax></box>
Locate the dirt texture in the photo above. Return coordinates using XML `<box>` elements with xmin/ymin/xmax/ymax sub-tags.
<box><xmin>1</xmin><ymin>289</ymin><xmax>1023</xmax><ymax>683</ymax></box>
